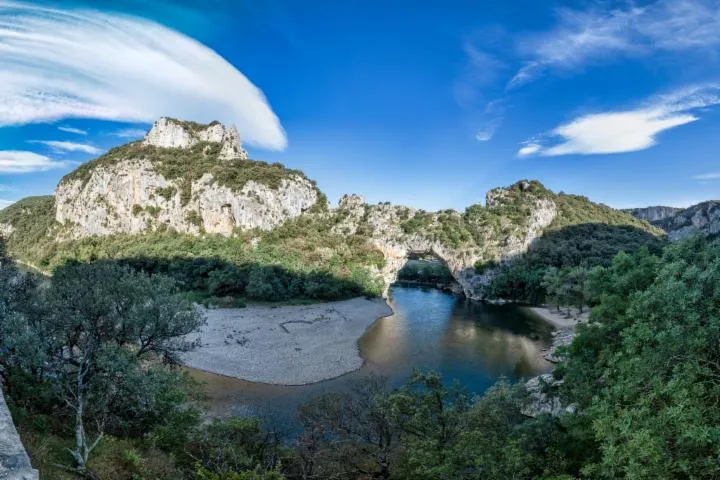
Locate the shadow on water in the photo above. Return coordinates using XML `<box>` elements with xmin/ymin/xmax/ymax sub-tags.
<box><xmin>189</xmin><ymin>285</ymin><xmax>554</xmax><ymax>425</ymax></box>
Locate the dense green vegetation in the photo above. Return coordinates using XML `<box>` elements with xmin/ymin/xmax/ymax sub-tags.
<box><xmin>0</xmin><ymin>195</ymin><xmax>57</xmax><ymax>268</ymax></box>
<box><xmin>396</xmin><ymin>259</ymin><xmax>453</xmax><ymax>284</ymax></box>
<box><xmin>484</xmin><ymin>186</ymin><xmax>666</xmax><ymax>304</ymax></box>
<box><xmin>0</xmin><ymin>198</ymin><xmax>384</xmax><ymax>303</ymax></box>
<box><xmin>487</xmin><ymin>221</ymin><xmax>666</xmax><ymax>303</ymax></box>
<box><xmin>60</xmin><ymin>143</ymin><xmax>321</xmax><ymax>206</ymax></box>
<box><xmin>4</xmin><ymin>236</ymin><xmax>720</xmax><ymax>478</ymax></box>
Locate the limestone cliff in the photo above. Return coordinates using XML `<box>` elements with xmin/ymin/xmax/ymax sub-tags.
<box><xmin>329</xmin><ymin>180</ymin><xmax>558</xmax><ymax>299</ymax></box>
<box><xmin>55</xmin><ymin>119</ymin><xmax>320</xmax><ymax>238</ymax></box>
<box><xmin>624</xmin><ymin>206</ymin><xmax>681</xmax><ymax>223</ymax></box>
<box><xmin>629</xmin><ymin>201</ymin><xmax>720</xmax><ymax>241</ymax></box>
<box><xmin>143</xmin><ymin>117</ymin><xmax>248</xmax><ymax>160</ymax></box>
<box><xmin>656</xmin><ymin>201</ymin><xmax>720</xmax><ymax>241</ymax></box>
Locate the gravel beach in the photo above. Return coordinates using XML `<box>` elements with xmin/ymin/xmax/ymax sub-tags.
<box><xmin>525</xmin><ymin>306</ymin><xmax>589</xmax><ymax>362</ymax></box>
<box><xmin>182</xmin><ymin>297</ymin><xmax>393</xmax><ymax>385</ymax></box>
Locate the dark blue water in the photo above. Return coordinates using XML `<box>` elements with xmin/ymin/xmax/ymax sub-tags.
<box><xmin>360</xmin><ymin>286</ymin><xmax>553</xmax><ymax>393</ymax></box>
<box><xmin>191</xmin><ymin>285</ymin><xmax>553</xmax><ymax>422</ymax></box>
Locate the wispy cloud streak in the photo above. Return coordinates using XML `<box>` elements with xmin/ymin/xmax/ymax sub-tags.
<box><xmin>110</xmin><ymin>128</ymin><xmax>148</xmax><ymax>139</ymax></box>
<box><xmin>510</xmin><ymin>0</ymin><xmax>720</xmax><ymax>87</ymax></box>
<box><xmin>0</xmin><ymin>150</ymin><xmax>73</xmax><ymax>173</ymax></box>
<box><xmin>0</xmin><ymin>1</ymin><xmax>286</xmax><ymax>149</ymax></box>
<box><xmin>30</xmin><ymin>140</ymin><xmax>103</xmax><ymax>155</ymax></box>
<box><xmin>58</xmin><ymin>126</ymin><xmax>87</xmax><ymax>135</ymax></box>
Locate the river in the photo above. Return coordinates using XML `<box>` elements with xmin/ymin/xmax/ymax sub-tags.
<box><xmin>189</xmin><ymin>285</ymin><xmax>554</xmax><ymax>427</ymax></box>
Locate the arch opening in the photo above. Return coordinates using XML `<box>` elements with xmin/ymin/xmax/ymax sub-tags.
<box><xmin>393</xmin><ymin>251</ymin><xmax>463</xmax><ymax>296</ymax></box>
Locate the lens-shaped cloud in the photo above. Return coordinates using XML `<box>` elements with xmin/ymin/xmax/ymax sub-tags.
<box><xmin>518</xmin><ymin>84</ymin><xmax>720</xmax><ymax>157</ymax></box>
<box><xmin>0</xmin><ymin>1</ymin><xmax>287</xmax><ymax>150</ymax></box>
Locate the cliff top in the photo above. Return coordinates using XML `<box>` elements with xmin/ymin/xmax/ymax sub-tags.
<box><xmin>142</xmin><ymin>117</ymin><xmax>248</xmax><ymax>160</ymax></box>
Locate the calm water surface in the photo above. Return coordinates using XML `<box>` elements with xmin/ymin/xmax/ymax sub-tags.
<box><xmin>190</xmin><ymin>285</ymin><xmax>553</xmax><ymax>423</ymax></box>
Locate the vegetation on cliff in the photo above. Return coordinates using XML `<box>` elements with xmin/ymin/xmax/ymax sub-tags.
<box><xmin>1</xmin><ymin>211</ymin><xmax>385</xmax><ymax>303</ymax></box>
<box><xmin>0</xmin><ymin>195</ymin><xmax>57</xmax><ymax>267</ymax></box>
<box><xmin>486</xmin><ymin>188</ymin><xmax>666</xmax><ymax>303</ymax></box>
<box><xmin>60</xmin><ymin>142</ymin><xmax>322</xmax><ymax>202</ymax></box>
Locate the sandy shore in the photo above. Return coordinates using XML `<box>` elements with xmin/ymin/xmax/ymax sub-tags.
<box><xmin>525</xmin><ymin>306</ymin><xmax>589</xmax><ymax>363</ymax></box>
<box><xmin>526</xmin><ymin>306</ymin><xmax>589</xmax><ymax>328</ymax></box>
<box><xmin>182</xmin><ymin>297</ymin><xmax>392</xmax><ymax>385</ymax></box>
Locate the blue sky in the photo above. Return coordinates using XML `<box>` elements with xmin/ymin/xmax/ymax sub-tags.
<box><xmin>1</xmin><ymin>0</ymin><xmax>720</xmax><ymax>211</ymax></box>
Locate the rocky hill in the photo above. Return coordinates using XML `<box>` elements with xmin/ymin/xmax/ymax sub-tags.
<box><xmin>55</xmin><ymin>118</ymin><xmax>321</xmax><ymax>238</ymax></box>
<box><xmin>0</xmin><ymin>119</ymin><xmax>664</xmax><ymax>301</ymax></box>
<box><xmin>624</xmin><ymin>206</ymin><xmax>681</xmax><ymax>223</ymax></box>
<box><xmin>315</xmin><ymin>180</ymin><xmax>661</xmax><ymax>298</ymax></box>
<box><xmin>628</xmin><ymin>201</ymin><xmax>720</xmax><ymax>241</ymax></box>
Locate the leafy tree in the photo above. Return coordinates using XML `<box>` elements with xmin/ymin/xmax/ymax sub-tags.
<box><xmin>187</xmin><ymin>417</ymin><xmax>286</xmax><ymax>479</ymax></box>
<box><xmin>296</xmin><ymin>376</ymin><xmax>398</xmax><ymax>479</ymax></box>
<box><xmin>388</xmin><ymin>371</ymin><xmax>470</xmax><ymax>479</ymax></box>
<box><xmin>0</xmin><ymin>262</ymin><xmax>205</xmax><ymax>478</ymax></box>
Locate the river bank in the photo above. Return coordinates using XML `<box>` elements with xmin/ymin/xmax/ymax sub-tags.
<box><xmin>524</xmin><ymin>306</ymin><xmax>589</xmax><ymax>363</ymax></box>
<box><xmin>182</xmin><ymin>297</ymin><xmax>393</xmax><ymax>385</ymax></box>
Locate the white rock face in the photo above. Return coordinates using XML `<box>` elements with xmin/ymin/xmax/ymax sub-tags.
<box><xmin>662</xmin><ymin>201</ymin><xmax>720</xmax><ymax>242</ymax></box>
<box><xmin>0</xmin><ymin>222</ymin><xmax>14</xmax><ymax>239</ymax></box>
<box><xmin>56</xmin><ymin>164</ymin><xmax>318</xmax><ymax>237</ymax></box>
<box><xmin>522</xmin><ymin>374</ymin><xmax>576</xmax><ymax>418</ymax></box>
<box><xmin>142</xmin><ymin>117</ymin><xmax>248</xmax><ymax>160</ymax></box>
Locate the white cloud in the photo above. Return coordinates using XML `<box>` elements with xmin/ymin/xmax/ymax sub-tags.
<box><xmin>0</xmin><ymin>150</ymin><xmax>72</xmax><ymax>173</ymax></box>
<box><xmin>110</xmin><ymin>128</ymin><xmax>148</xmax><ymax>139</ymax></box>
<box><xmin>692</xmin><ymin>172</ymin><xmax>720</xmax><ymax>181</ymax></box>
<box><xmin>0</xmin><ymin>1</ymin><xmax>286</xmax><ymax>150</ymax></box>
<box><xmin>0</xmin><ymin>198</ymin><xmax>15</xmax><ymax>209</ymax></box>
<box><xmin>476</xmin><ymin>131</ymin><xmax>494</xmax><ymax>142</ymax></box>
<box><xmin>31</xmin><ymin>141</ymin><xmax>103</xmax><ymax>155</ymax></box>
<box><xmin>542</xmin><ymin>111</ymin><xmax>697</xmax><ymax>156</ymax></box>
<box><xmin>510</xmin><ymin>0</ymin><xmax>720</xmax><ymax>87</ymax></box>
<box><xmin>474</xmin><ymin>99</ymin><xmax>506</xmax><ymax>142</ymax></box>
<box><xmin>519</xmin><ymin>84</ymin><xmax>720</xmax><ymax>157</ymax></box>
<box><xmin>518</xmin><ymin>143</ymin><xmax>541</xmax><ymax>157</ymax></box>
<box><xmin>58</xmin><ymin>125</ymin><xmax>87</xmax><ymax>135</ymax></box>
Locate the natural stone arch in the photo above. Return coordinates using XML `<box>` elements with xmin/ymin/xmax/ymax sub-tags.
<box><xmin>372</xmin><ymin>237</ymin><xmax>488</xmax><ymax>299</ymax></box>
<box><xmin>333</xmin><ymin>185</ymin><xmax>558</xmax><ymax>301</ymax></box>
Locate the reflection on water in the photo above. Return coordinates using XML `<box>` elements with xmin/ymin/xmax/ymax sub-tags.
<box><xmin>190</xmin><ymin>286</ymin><xmax>553</xmax><ymax>422</ymax></box>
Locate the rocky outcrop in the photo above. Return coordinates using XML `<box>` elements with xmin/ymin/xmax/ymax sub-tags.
<box><xmin>656</xmin><ymin>201</ymin><xmax>720</xmax><ymax>241</ymax></box>
<box><xmin>331</xmin><ymin>181</ymin><xmax>557</xmax><ymax>299</ymax></box>
<box><xmin>55</xmin><ymin>120</ymin><xmax>319</xmax><ymax>238</ymax></box>
<box><xmin>0</xmin><ymin>388</ymin><xmax>38</xmax><ymax>480</ymax></box>
<box><xmin>0</xmin><ymin>223</ymin><xmax>13</xmax><ymax>239</ymax></box>
<box><xmin>625</xmin><ymin>206</ymin><xmax>681</xmax><ymax>223</ymax></box>
<box><xmin>628</xmin><ymin>201</ymin><xmax>720</xmax><ymax>241</ymax></box>
<box><xmin>143</xmin><ymin>117</ymin><xmax>248</xmax><ymax>160</ymax></box>
<box><xmin>523</xmin><ymin>374</ymin><xmax>575</xmax><ymax>418</ymax></box>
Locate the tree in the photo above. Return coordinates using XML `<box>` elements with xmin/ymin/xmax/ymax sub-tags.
<box><xmin>584</xmin><ymin>237</ymin><xmax>720</xmax><ymax>478</ymax></box>
<box><xmin>187</xmin><ymin>417</ymin><xmax>286</xmax><ymax>478</ymax></box>
<box><xmin>296</xmin><ymin>376</ymin><xmax>398</xmax><ymax>479</ymax></box>
<box><xmin>388</xmin><ymin>371</ymin><xmax>469</xmax><ymax>479</ymax></box>
<box><xmin>542</xmin><ymin>267</ymin><xmax>565</xmax><ymax>311</ymax></box>
<box><xmin>564</xmin><ymin>266</ymin><xmax>591</xmax><ymax>313</ymax></box>
<box><xmin>0</xmin><ymin>262</ymin><xmax>205</xmax><ymax>478</ymax></box>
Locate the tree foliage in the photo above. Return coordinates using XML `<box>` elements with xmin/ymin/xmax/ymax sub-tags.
<box><xmin>0</xmin><ymin>260</ymin><xmax>205</xmax><ymax>478</ymax></box>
